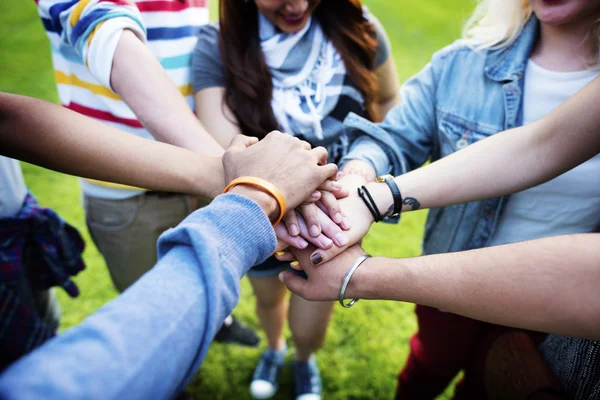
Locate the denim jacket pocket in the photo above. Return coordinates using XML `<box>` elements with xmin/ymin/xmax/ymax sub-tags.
<box><xmin>437</xmin><ymin>114</ymin><xmax>499</xmax><ymax>158</ymax></box>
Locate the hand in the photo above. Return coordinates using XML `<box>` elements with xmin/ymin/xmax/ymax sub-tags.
<box><xmin>276</xmin><ymin>206</ymin><xmax>350</xmax><ymax>250</ymax></box>
<box><xmin>304</xmin><ymin>178</ymin><xmax>375</xmax><ymax>264</ymax></box>
<box><xmin>223</xmin><ymin>132</ymin><xmax>338</xmax><ymax>211</ymax></box>
<box><xmin>282</xmin><ymin>179</ymin><xmax>350</xmax><ymax>237</ymax></box>
<box><xmin>278</xmin><ymin>244</ymin><xmax>368</xmax><ymax>301</ymax></box>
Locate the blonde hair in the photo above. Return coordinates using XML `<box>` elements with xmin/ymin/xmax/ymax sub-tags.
<box><xmin>462</xmin><ymin>0</ymin><xmax>533</xmax><ymax>50</ymax></box>
<box><xmin>463</xmin><ymin>0</ymin><xmax>600</xmax><ymax>66</ymax></box>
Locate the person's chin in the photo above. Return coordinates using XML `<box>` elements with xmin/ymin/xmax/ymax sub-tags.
<box><xmin>277</xmin><ymin>14</ymin><xmax>309</xmax><ymax>33</ymax></box>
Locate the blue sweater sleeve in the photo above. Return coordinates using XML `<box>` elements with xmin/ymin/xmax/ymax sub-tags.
<box><xmin>0</xmin><ymin>194</ymin><xmax>276</xmax><ymax>400</ymax></box>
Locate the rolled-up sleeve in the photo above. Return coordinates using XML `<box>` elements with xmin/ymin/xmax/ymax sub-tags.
<box><xmin>37</xmin><ymin>0</ymin><xmax>146</xmax><ymax>88</ymax></box>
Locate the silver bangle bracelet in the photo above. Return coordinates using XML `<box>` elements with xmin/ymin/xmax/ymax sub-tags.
<box><xmin>338</xmin><ymin>254</ymin><xmax>371</xmax><ymax>308</ymax></box>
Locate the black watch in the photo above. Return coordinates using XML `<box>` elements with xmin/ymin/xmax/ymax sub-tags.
<box><xmin>375</xmin><ymin>174</ymin><xmax>402</xmax><ymax>218</ymax></box>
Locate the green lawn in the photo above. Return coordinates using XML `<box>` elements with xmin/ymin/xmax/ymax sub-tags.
<box><xmin>0</xmin><ymin>1</ymin><xmax>476</xmax><ymax>399</ymax></box>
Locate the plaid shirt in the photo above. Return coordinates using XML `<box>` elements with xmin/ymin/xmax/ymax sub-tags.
<box><xmin>0</xmin><ymin>194</ymin><xmax>85</xmax><ymax>369</ymax></box>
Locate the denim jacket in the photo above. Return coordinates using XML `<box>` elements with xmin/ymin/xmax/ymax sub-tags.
<box><xmin>341</xmin><ymin>17</ymin><xmax>539</xmax><ymax>255</ymax></box>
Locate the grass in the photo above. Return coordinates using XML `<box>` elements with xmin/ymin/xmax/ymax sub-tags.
<box><xmin>0</xmin><ymin>1</ymin><xmax>476</xmax><ymax>398</ymax></box>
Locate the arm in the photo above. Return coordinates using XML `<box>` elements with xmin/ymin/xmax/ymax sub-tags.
<box><xmin>0</xmin><ymin>132</ymin><xmax>337</xmax><ymax>399</ymax></box>
<box><xmin>194</xmin><ymin>87</ymin><xmax>242</xmax><ymax>148</ymax></box>
<box><xmin>111</xmin><ymin>30</ymin><xmax>223</xmax><ymax>154</ymax></box>
<box><xmin>308</xmin><ymin>75</ymin><xmax>600</xmax><ymax>264</ymax></box>
<box><xmin>364</xmin><ymin>75</ymin><xmax>600</xmax><ymax>216</ymax></box>
<box><xmin>280</xmin><ymin>234</ymin><xmax>600</xmax><ymax>340</ymax></box>
<box><xmin>371</xmin><ymin>14</ymin><xmax>400</xmax><ymax>119</ymax></box>
<box><xmin>0</xmin><ymin>194</ymin><xmax>277</xmax><ymax>400</ymax></box>
<box><xmin>36</xmin><ymin>0</ymin><xmax>222</xmax><ymax>154</ymax></box>
<box><xmin>0</xmin><ymin>93</ymin><xmax>223</xmax><ymax>200</ymax></box>
<box><xmin>374</xmin><ymin>57</ymin><xmax>400</xmax><ymax>119</ymax></box>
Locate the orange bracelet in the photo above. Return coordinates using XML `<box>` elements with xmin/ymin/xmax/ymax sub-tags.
<box><xmin>223</xmin><ymin>176</ymin><xmax>287</xmax><ymax>226</ymax></box>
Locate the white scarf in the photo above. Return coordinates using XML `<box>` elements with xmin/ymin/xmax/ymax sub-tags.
<box><xmin>259</xmin><ymin>12</ymin><xmax>347</xmax><ymax>141</ymax></box>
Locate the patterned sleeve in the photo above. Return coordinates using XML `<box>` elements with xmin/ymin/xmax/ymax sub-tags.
<box><xmin>36</xmin><ymin>0</ymin><xmax>146</xmax><ymax>88</ymax></box>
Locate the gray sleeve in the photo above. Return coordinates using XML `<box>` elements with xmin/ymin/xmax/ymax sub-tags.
<box><xmin>366</xmin><ymin>11</ymin><xmax>391</xmax><ymax>69</ymax></box>
<box><xmin>192</xmin><ymin>23</ymin><xmax>226</xmax><ymax>93</ymax></box>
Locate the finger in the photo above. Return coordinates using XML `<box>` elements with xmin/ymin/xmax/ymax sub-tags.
<box><xmin>289</xmin><ymin>260</ymin><xmax>302</xmax><ymax>271</ymax></box>
<box><xmin>298</xmin><ymin>139</ymin><xmax>312</xmax><ymax>151</ymax></box>
<box><xmin>318</xmin><ymin>207</ymin><xmax>349</xmax><ymax>247</ymax></box>
<box><xmin>274</xmin><ymin>240</ymin><xmax>289</xmax><ymax>253</ymax></box>
<box><xmin>311</xmin><ymin>146</ymin><xmax>329</xmax><ymax>166</ymax></box>
<box><xmin>319</xmin><ymin>191</ymin><xmax>344</xmax><ymax>225</ymax></box>
<box><xmin>318</xmin><ymin>179</ymin><xmax>343</xmax><ymax>193</ymax></box>
<box><xmin>282</xmin><ymin>210</ymin><xmax>300</xmax><ymax>236</ymax></box>
<box><xmin>274</xmin><ymin>250</ymin><xmax>296</xmax><ymax>262</ymax></box>
<box><xmin>227</xmin><ymin>134</ymin><xmax>258</xmax><ymax>153</ymax></box>
<box><xmin>317</xmin><ymin>163</ymin><xmax>339</xmax><ymax>183</ymax></box>
<box><xmin>295</xmin><ymin>213</ymin><xmax>333</xmax><ymax>249</ymax></box>
<box><xmin>274</xmin><ymin>223</ymin><xmax>309</xmax><ymax>250</ymax></box>
<box><xmin>298</xmin><ymin>203</ymin><xmax>321</xmax><ymax>237</ymax></box>
<box><xmin>279</xmin><ymin>271</ymin><xmax>311</xmax><ymax>298</ymax></box>
<box><xmin>309</xmin><ymin>242</ymin><xmax>349</xmax><ymax>265</ymax></box>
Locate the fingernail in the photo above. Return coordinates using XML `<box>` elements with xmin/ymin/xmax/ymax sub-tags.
<box><xmin>342</xmin><ymin>217</ymin><xmax>351</xmax><ymax>229</ymax></box>
<box><xmin>334</xmin><ymin>212</ymin><xmax>343</xmax><ymax>224</ymax></box>
<box><xmin>290</xmin><ymin>261</ymin><xmax>299</xmax><ymax>267</ymax></box>
<box><xmin>311</xmin><ymin>192</ymin><xmax>320</xmax><ymax>200</ymax></box>
<box><xmin>290</xmin><ymin>224</ymin><xmax>300</xmax><ymax>236</ymax></box>
<box><xmin>320</xmin><ymin>237</ymin><xmax>333</xmax><ymax>248</ymax></box>
<box><xmin>335</xmin><ymin>232</ymin><xmax>348</xmax><ymax>246</ymax></box>
<box><xmin>311</xmin><ymin>253</ymin><xmax>323</xmax><ymax>265</ymax></box>
<box><xmin>278</xmin><ymin>272</ymin><xmax>285</xmax><ymax>282</ymax></box>
<box><xmin>332</xmin><ymin>182</ymin><xmax>342</xmax><ymax>190</ymax></box>
<box><xmin>298</xmin><ymin>238</ymin><xmax>309</xmax><ymax>249</ymax></box>
<box><xmin>310</xmin><ymin>225</ymin><xmax>320</xmax><ymax>237</ymax></box>
<box><xmin>276</xmin><ymin>251</ymin><xmax>286</xmax><ymax>256</ymax></box>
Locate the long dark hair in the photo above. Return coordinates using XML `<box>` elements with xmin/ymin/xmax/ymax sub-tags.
<box><xmin>219</xmin><ymin>0</ymin><xmax>380</xmax><ymax>139</ymax></box>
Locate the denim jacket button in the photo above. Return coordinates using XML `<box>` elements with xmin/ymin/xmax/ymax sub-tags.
<box><xmin>456</xmin><ymin>139</ymin><xmax>468</xmax><ymax>149</ymax></box>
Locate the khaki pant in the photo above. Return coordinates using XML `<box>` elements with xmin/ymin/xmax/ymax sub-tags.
<box><xmin>84</xmin><ymin>193</ymin><xmax>193</xmax><ymax>292</ymax></box>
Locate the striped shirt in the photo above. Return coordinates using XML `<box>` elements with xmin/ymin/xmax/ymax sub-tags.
<box><xmin>36</xmin><ymin>0</ymin><xmax>209</xmax><ymax>199</ymax></box>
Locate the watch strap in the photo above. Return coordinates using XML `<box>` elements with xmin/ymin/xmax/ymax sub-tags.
<box><xmin>378</xmin><ymin>175</ymin><xmax>402</xmax><ymax>218</ymax></box>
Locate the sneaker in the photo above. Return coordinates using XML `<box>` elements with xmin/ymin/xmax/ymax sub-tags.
<box><xmin>250</xmin><ymin>346</ymin><xmax>287</xmax><ymax>399</ymax></box>
<box><xmin>214</xmin><ymin>315</ymin><xmax>260</xmax><ymax>347</ymax></box>
<box><xmin>293</xmin><ymin>356</ymin><xmax>322</xmax><ymax>400</ymax></box>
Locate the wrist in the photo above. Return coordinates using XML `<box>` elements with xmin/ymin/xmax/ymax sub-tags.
<box><xmin>339</xmin><ymin>160</ymin><xmax>377</xmax><ymax>183</ymax></box>
<box><xmin>346</xmin><ymin>257</ymin><xmax>376</xmax><ymax>299</ymax></box>
<box><xmin>228</xmin><ymin>185</ymin><xmax>279</xmax><ymax>223</ymax></box>
<box><xmin>363</xmin><ymin>181</ymin><xmax>394</xmax><ymax>221</ymax></box>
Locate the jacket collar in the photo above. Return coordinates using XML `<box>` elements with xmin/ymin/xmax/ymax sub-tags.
<box><xmin>484</xmin><ymin>16</ymin><xmax>539</xmax><ymax>82</ymax></box>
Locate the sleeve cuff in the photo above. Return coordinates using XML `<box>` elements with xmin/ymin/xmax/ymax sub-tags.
<box><xmin>340</xmin><ymin>136</ymin><xmax>391</xmax><ymax>177</ymax></box>
<box><xmin>157</xmin><ymin>194</ymin><xmax>277</xmax><ymax>279</ymax></box>
<box><xmin>85</xmin><ymin>17</ymin><xmax>146</xmax><ymax>90</ymax></box>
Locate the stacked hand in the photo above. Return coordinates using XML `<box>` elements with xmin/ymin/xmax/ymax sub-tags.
<box><xmin>222</xmin><ymin>132</ymin><xmax>379</xmax><ymax>304</ymax></box>
<box><xmin>222</xmin><ymin>132</ymin><xmax>338</xmax><ymax>220</ymax></box>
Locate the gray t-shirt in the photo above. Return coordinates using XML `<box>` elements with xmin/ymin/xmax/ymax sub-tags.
<box><xmin>192</xmin><ymin>13</ymin><xmax>391</xmax><ymax>93</ymax></box>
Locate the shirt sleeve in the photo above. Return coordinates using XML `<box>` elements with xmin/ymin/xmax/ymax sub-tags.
<box><xmin>192</xmin><ymin>23</ymin><xmax>227</xmax><ymax>93</ymax></box>
<box><xmin>0</xmin><ymin>194</ymin><xmax>276</xmax><ymax>400</ymax></box>
<box><xmin>363</xmin><ymin>8</ymin><xmax>391</xmax><ymax>69</ymax></box>
<box><xmin>36</xmin><ymin>0</ymin><xmax>146</xmax><ymax>89</ymax></box>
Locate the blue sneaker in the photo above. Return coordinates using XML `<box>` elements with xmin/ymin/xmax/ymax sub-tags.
<box><xmin>293</xmin><ymin>356</ymin><xmax>322</xmax><ymax>400</ymax></box>
<box><xmin>250</xmin><ymin>347</ymin><xmax>287</xmax><ymax>399</ymax></box>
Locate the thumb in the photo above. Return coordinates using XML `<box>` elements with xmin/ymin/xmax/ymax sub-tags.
<box><xmin>279</xmin><ymin>271</ymin><xmax>311</xmax><ymax>298</ymax></box>
<box><xmin>227</xmin><ymin>134</ymin><xmax>259</xmax><ymax>154</ymax></box>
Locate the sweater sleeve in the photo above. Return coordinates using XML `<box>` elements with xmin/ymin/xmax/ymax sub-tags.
<box><xmin>36</xmin><ymin>0</ymin><xmax>146</xmax><ymax>89</ymax></box>
<box><xmin>0</xmin><ymin>194</ymin><xmax>276</xmax><ymax>400</ymax></box>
